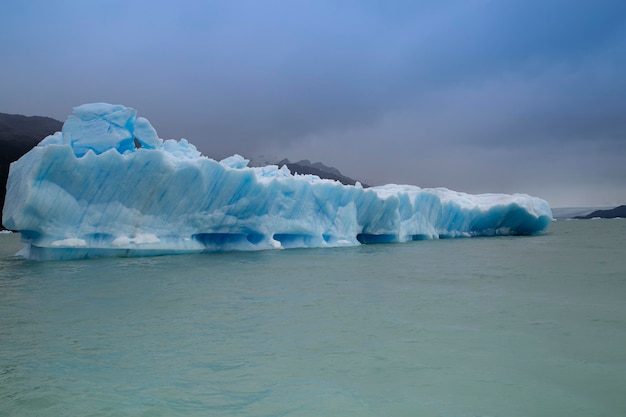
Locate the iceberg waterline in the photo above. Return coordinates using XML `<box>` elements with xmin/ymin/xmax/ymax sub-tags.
<box><xmin>2</xmin><ymin>103</ymin><xmax>552</xmax><ymax>260</ymax></box>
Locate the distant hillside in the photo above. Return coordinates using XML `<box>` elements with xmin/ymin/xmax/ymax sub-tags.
<box><xmin>574</xmin><ymin>205</ymin><xmax>626</xmax><ymax>219</ymax></box>
<box><xmin>277</xmin><ymin>158</ymin><xmax>369</xmax><ymax>187</ymax></box>
<box><xmin>1</xmin><ymin>113</ymin><xmax>63</xmax><ymax>227</ymax></box>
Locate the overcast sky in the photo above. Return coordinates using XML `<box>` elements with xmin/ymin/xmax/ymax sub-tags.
<box><xmin>1</xmin><ymin>0</ymin><xmax>625</xmax><ymax>207</ymax></box>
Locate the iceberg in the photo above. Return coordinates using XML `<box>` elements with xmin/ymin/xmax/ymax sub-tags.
<box><xmin>2</xmin><ymin>103</ymin><xmax>552</xmax><ymax>260</ymax></box>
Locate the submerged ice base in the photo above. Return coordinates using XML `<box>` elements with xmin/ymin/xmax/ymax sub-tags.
<box><xmin>2</xmin><ymin>103</ymin><xmax>552</xmax><ymax>260</ymax></box>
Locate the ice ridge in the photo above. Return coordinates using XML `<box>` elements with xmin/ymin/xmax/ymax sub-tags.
<box><xmin>2</xmin><ymin>103</ymin><xmax>552</xmax><ymax>260</ymax></box>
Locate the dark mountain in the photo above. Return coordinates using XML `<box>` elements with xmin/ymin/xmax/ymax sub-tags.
<box><xmin>277</xmin><ymin>158</ymin><xmax>369</xmax><ymax>187</ymax></box>
<box><xmin>1</xmin><ymin>113</ymin><xmax>63</xmax><ymax>227</ymax></box>
<box><xmin>293</xmin><ymin>159</ymin><xmax>343</xmax><ymax>176</ymax></box>
<box><xmin>574</xmin><ymin>205</ymin><xmax>626</xmax><ymax>219</ymax></box>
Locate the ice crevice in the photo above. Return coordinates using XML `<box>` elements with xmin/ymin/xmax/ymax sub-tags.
<box><xmin>1</xmin><ymin>103</ymin><xmax>553</xmax><ymax>260</ymax></box>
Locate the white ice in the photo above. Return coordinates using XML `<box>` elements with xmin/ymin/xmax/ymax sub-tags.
<box><xmin>2</xmin><ymin>103</ymin><xmax>552</xmax><ymax>260</ymax></box>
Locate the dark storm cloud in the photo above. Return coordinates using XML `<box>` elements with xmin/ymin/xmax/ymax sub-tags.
<box><xmin>1</xmin><ymin>0</ymin><xmax>625</xmax><ymax>206</ymax></box>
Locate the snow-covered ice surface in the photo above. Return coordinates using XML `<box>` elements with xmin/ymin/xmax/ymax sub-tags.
<box><xmin>2</xmin><ymin>104</ymin><xmax>552</xmax><ymax>260</ymax></box>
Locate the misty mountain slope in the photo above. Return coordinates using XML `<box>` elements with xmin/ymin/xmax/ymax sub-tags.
<box><xmin>1</xmin><ymin>113</ymin><xmax>63</xmax><ymax>226</ymax></box>
<box><xmin>575</xmin><ymin>205</ymin><xmax>626</xmax><ymax>219</ymax></box>
<box><xmin>277</xmin><ymin>158</ymin><xmax>370</xmax><ymax>187</ymax></box>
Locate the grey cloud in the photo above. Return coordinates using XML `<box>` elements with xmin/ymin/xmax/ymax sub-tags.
<box><xmin>1</xmin><ymin>0</ymin><xmax>625</xmax><ymax>206</ymax></box>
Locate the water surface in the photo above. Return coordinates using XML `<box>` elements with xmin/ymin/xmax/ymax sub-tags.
<box><xmin>1</xmin><ymin>220</ymin><xmax>625</xmax><ymax>416</ymax></box>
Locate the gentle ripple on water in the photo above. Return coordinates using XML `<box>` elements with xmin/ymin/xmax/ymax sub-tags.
<box><xmin>1</xmin><ymin>221</ymin><xmax>626</xmax><ymax>416</ymax></box>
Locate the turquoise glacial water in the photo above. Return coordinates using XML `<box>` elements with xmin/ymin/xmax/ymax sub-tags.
<box><xmin>1</xmin><ymin>219</ymin><xmax>626</xmax><ymax>416</ymax></box>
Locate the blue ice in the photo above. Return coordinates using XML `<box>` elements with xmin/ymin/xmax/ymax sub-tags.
<box><xmin>2</xmin><ymin>103</ymin><xmax>552</xmax><ymax>260</ymax></box>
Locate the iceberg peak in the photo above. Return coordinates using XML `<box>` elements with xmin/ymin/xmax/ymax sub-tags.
<box><xmin>50</xmin><ymin>103</ymin><xmax>164</xmax><ymax>157</ymax></box>
<box><xmin>220</xmin><ymin>154</ymin><xmax>250</xmax><ymax>169</ymax></box>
